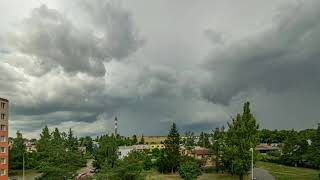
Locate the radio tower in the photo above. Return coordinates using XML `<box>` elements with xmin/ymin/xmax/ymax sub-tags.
<box><xmin>114</xmin><ymin>117</ymin><xmax>118</xmax><ymax>137</ymax></box>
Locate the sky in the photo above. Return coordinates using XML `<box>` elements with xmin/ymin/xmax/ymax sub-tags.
<box><xmin>0</xmin><ymin>0</ymin><xmax>319</xmax><ymax>138</ymax></box>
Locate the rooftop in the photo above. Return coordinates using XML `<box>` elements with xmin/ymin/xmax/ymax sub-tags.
<box><xmin>0</xmin><ymin>97</ymin><xmax>8</xmax><ymax>102</ymax></box>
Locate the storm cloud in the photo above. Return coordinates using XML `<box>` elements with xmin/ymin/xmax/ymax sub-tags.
<box><xmin>0</xmin><ymin>0</ymin><xmax>319</xmax><ymax>138</ymax></box>
<box><xmin>201</xmin><ymin>0</ymin><xmax>320</xmax><ymax>105</ymax></box>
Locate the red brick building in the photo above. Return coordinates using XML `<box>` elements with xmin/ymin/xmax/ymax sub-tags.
<box><xmin>0</xmin><ymin>97</ymin><xmax>8</xmax><ymax>180</ymax></box>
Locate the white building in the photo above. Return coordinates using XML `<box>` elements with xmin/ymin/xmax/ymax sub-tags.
<box><xmin>118</xmin><ymin>145</ymin><xmax>150</xmax><ymax>159</ymax></box>
<box><xmin>118</xmin><ymin>146</ymin><xmax>135</xmax><ymax>159</ymax></box>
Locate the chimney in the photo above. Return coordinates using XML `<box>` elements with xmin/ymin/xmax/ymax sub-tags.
<box><xmin>114</xmin><ymin>117</ymin><xmax>118</xmax><ymax>137</ymax></box>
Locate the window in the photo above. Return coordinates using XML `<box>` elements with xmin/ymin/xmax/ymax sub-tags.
<box><xmin>0</xmin><ymin>136</ymin><xmax>5</xmax><ymax>142</ymax></box>
<box><xmin>0</xmin><ymin>169</ymin><xmax>5</xmax><ymax>176</ymax></box>
<box><xmin>0</xmin><ymin>158</ymin><xmax>5</xmax><ymax>164</ymax></box>
<box><xmin>0</xmin><ymin>114</ymin><xmax>4</xmax><ymax>120</ymax></box>
<box><xmin>0</xmin><ymin>147</ymin><xmax>5</xmax><ymax>153</ymax></box>
<box><xmin>0</xmin><ymin>125</ymin><xmax>5</xmax><ymax>131</ymax></box>
<box><xmin>0</xmin><ymin>103</ymin><xmax>4</xmax><ymax>109</ymax></box>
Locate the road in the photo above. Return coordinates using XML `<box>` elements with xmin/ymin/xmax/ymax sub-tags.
<box><xmin>252</xmin><ymin>168</ymin><xmax>275</xmax><ymax>180</ymax></box>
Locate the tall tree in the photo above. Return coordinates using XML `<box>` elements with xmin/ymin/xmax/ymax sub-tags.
<box><xmin>79</xmin><ymin>136</ymin><xmax>94</xmax><ymax>154</ymax></box>
<box><xmin>139</xmin><ymin>134</ymin><xmax>145</xmax><ymax>144</ymax></box>
<box><xmin>225</xmin><ymin>102</ymin><xmax>259</xmax><ymax>180</ymax></box>
<box><xmin>95</xmin><ymin>135</ymin><xmax>118</xmax><ymax>169</ymax></box>
<box><xmin>184</xmin><ymin>131</ymin><xmax>195</xmax><ymax>150</ymax></box>
<box><xmin>9</xmin><ymin>131</ymin><xmax>26</xmax><ymax>169</ymax></box>
<box><xmin>198</xmin><ymin>132</ymin><xmax>204</xmax><ymax>147</ymax></box>
<box><xmin>66</xmin><ymin>128</ymin><xmax>78</xmax><ymax>151</ymax></box>
<box><xmin>280</xmin><ymin>130</ymin><xmax>309</xmax><ymax>167</ymax></box>
<box><xmin>164</xmin><ymin>123</ymin><xmax>181</xmax><ymax>173</ymax></box>
<box><xmin>132</xmin><ymin>134</ymin><xmax>138</xmax><ymax>145</ymax></box>
<box><xmin>204</xmin><ymin>133</ymin><xmax>211</xmax><ymax>148</ymax></box>
<box><xmin>36</xmin><ymin>127</ymin><xmax>86</xmax><ymax>180</ymax></box>
<box><xmin>212</xmin><ymin>127</ymin><xmax>225</xmax><ymax>173</ymax></box>
<box><xmin>307</xmin><ymin>123</ymin><xmax>320</xmax><ymax>168</ymax></box>
<box><xmin>36</xmin><ymin>126</ymin><xmax>51</xmax><ymax>153</ymax></box>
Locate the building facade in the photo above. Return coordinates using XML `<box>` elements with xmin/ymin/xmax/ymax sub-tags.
<box><xmin>0</xmin><ymin>97</ymin><xmax>8</xmax><ymax>179</ymax></box>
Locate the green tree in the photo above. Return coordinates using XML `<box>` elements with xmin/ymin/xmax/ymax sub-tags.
<box><xmin>212</xmin><ymin>127</ymin><xmax>225</xmax><ymax>173</ymax></box>
<box><xmin>9</xmin><ymin>131</ymin><xmax>26</xmax><ymax>170</ymax></box>
<box><xmin>66</xmin><ymin>128</ymin><xmax>78</xmax><ymax>151</ymax></box>
<box><xmin>280</xmin><ymin>130</ymin><xmax>308</xmax><ymax>166</ymax></box>
<box><xmin>198</xmin><ymin>132</ymin><xmax>205</xmax><ymax>147</ymax></box>
<box><xmin>307</xmin><ymin>123</ymin><xmax>320</xmax><ymax>168</ymax></box>
<box><xmin>36</xmin><ymin>126</ymin><xmax>51</xmax><ymax>157</ymax></box>
<box><xmin>144</xmin><ymin>155</ymin><xmax>153</xmax><ymax>170</ymax></box>
<box><xmin>96</xmin><ymin>150</ymin><xmax>144</xmax><ymax>180</ymax></box>
<box><xmin>139</xmin><ymin>134</ymin><xmax>145</xmax><ymax>144</ymax></box>
<box><xmin>156</xmin><ymin>150</ymin><xmax>170</xmax><ymax>173</ymax></box>
<box><xmin>164</xmin><ymin>123</ymin><xmax>180</xmax><ymax>173</ymax></box>
<box><xmin>204</xmin><ymin>133</ymin><xmax>210</xmax><ymax>148</ymax></box>
<box><xmin>224</xmin><ymin>102</ymin><xmax>259</xmax><ymax>180</ymax></box>
<box><xmin>95</xmin><ymin>135</ymin><xmax>118</xmax><ymax>169</ymax></box>
<box><xmin>132</xmin><ymin>134</ymin><xmax>138</xmax><ymax>145</ymax></box>
<box><xmin>178</xmin><ymin>156</ymin><xmax>202</xmax><ymax>180</ymax></box>
<box><xmin>184</xmin><ymin>131</ymin><xmax>195</xmax><ymax>150</ymax></box>
<box><xmin>79</xmin><ymin>136</ymin><xmax>94</xmax><ymax>155</ymax></box>
<box><xmin>36</xmin><ymin>127</ymin><xmax>86</xmax><ymax>180</ymax></box>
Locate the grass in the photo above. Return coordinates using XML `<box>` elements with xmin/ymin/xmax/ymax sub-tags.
<box><xmin>256</xmin><ymin>161</ymin><xmax>320</xmax><ymax>180</ymax></box>
<box><xmin>198</xmin><ymin>173</ymin><xmax>249</xmax><ymax>180</ymax></box>
<box><xmin>9</xmin><ymin>169</ymin><xmax>42</xmax><ymax>180</ymax></box>
<box><xmin>144</xmin><ymin>169</ymin><xmax>249</xmax><ymax>180</ymax></box>
<box><xmin>144</xmin><ymin>169</ymin><xmax>181</xmax><ymax>180</ymax></box>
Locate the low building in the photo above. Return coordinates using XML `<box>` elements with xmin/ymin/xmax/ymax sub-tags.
<box><xmin>256</xmin><ymin>143</ymin><xmax>279</xmax><ymax>153</ymax></box>
<box><xmin>25</xmin><ymin>141</ymin><xmax>37</xmax><ymax>152</ymax></box>
<box><xmin>141</xmin><ymin>136</ymin><xmax>167</xmax><ymax>144</ymax></box>
<box><xmin>192</xmin><ymin>146</ymin><xmax>210</xmax><ymax>159</ymax></box>
<box><xmin>118</xmin><ymin>144</ymin><xmax>155</xmax><ymax>159</ymax></box>
<box><xmin>149</xmin><ymin>144</ymin><xmax>165</xmax><ymax>150</ymax></box>
<box><xmin>134</xmin><ymin>144</ymin><xmax>149</xmax><ymax>151</ymax></box>
<box><xmin>118</xmin><ymin>146</ymin><xmax>135</xmax><ymax>159</ymax></box>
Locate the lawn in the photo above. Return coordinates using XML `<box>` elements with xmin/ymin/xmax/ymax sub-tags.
<box><xmin>144</xmin><ymin>169</ymin><xmax>249</xmax><ymax>180</ymax></box>
<box><xmin>9</xmin><ymin>169</ymin><xmax>42</xmax><ymax>180</ymax></box>
<box><xmin>198</xmin><ymin>173</ymin><xmax>249</xmax><ymax>180</ymax></box>
<box><xmin>256</xmin><ymin>161</ymin><xmax>320</xmax><ymax>180</ymax></box>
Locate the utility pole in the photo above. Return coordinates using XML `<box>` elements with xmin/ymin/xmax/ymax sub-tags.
<box><xmin>250</xmin><ymin>148</ymin><xmax>254</xmax><ymax>180</ymax></box>
<box><xmin>23</xmin><ymin>152</ymin><xmax>25</xmax><ymax>180</ymax></box>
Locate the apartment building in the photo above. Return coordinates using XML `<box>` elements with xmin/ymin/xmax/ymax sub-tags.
<box><xmin>0</xmin><ymin>97</ymin><xmax>8</xmax><ymax>180</ymax></box>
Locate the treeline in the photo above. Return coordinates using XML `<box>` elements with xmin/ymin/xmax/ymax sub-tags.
<box><xmin>9</xmin><ymin>127</ymin><xmax>90</xmax><ymax>180</ymax></box>
<box><xmin>258</xmin><ymin>128</ymin><xmax>317</xmax><ymax>144</ymax></box>
<box><xmin>261</xmin><ymin>125</ymin><xmax>320</xmax><ymax>169</ymax></box>
<box><xmin>9</xmin><ymin>101</ymin><xmax>320</xmax><ymax>180</ymax></box>
<box><xmin>93</xmin><ymin>123</ymin><xmax>203</xmax><ymax>180</ymax></box>
<box><xmin>94</xmin><ymin>102</ymin><xmax>260</xmax><ymax>180</ymax></box>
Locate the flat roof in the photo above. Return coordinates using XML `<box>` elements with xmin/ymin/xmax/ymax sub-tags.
<box><xmin>0</xmin><ymin>97</ymin><xmax>8</xmax><ymax>102</ymax></box>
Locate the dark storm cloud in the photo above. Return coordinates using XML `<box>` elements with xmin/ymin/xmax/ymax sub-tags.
<box><xmin>1</xmin><ymin>0</ymin><xmax>320</xmax><ymax>138</ymax></box>
<box><xmin>6</xmin><ymin>2</ymin><xmax>142</xmax><ymax>77</ymax></box>
<box><xmin>0</xmin><ymin>1</ymin><xmax>146</xmax><ymax>137</ymax></box>
<box><xmin>201</xmin><ymin>0</ymin><xmax>320</xmax><ymax>105</ymax></box>
<box><xmin>179</xmin><ymin>121</ymin><xmax>225</xmax><ymax>134</ymax></box>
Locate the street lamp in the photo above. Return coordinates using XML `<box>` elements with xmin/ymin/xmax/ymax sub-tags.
<box><xmin>23</xmin><ymin>152</ymin><xmax>25</xmax><ymax>180</ymax></box>
<box><xmin>249</xmin><ymin>148</ymin><xmax>253</xmax><ymax>180</ymax></box>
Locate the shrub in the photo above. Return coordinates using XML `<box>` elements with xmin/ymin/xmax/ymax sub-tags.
<box><xmin>178</xmin><ymin>156</ymin><xmax>202</xmax><ymax>180</ymax></box>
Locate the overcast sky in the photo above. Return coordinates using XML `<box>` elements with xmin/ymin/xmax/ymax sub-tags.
<box><xmin>0</xmin><ymin>0</ymin><xmax>319</xmax><ymax>138</ymax></box>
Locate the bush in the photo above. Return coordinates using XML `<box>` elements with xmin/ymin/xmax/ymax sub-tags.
<box><xmin>144</xmin><ymin>155</ymin><xmax>153</xmax><ymax>170</ymax></box>
<box><xmin>95</xmin><ymin>151</ymin><xmax>144</xmax><ymax>180</ymax></box>
<box><xmin>178</xmin><ymin>156</ymin><xmax>202</xmax><ymax>180</ymax></box>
